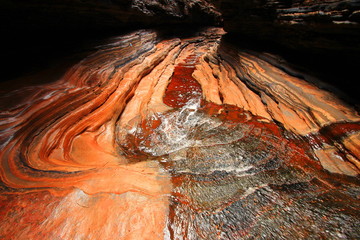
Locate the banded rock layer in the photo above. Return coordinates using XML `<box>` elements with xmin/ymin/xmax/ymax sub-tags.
<box><xmin>1</xmin><ymin>0</ymin><xmax>221</xmax><ymax>32</ymax></box>
<box><xmin>0</xmin><ymin>28</ymin><xmax>359</xmax><ymax>239</ymax></box>
<box><xmin>219</xmin><ymin>0</ymin><xmax>360</xmax><ymax>52</ymax></box>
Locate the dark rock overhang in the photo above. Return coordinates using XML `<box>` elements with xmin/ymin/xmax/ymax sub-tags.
<box><xmin>1</xmin><ymin>0</ymin><xmax>360</xmax><ymax>103</ymax></box>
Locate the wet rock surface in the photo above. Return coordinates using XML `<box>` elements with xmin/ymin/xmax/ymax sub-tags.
<box><xmin>0</xmin><ymin>28</ymin><xmax>359</xmax><ymax>239</ymax></box>
<box><xmin>137</xmin><ymin>101</ymin><xmax>360</xmax><ymax>239</ymax></box>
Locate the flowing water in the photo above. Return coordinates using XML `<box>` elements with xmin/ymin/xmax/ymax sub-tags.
<box><xmin>118</xmin><ymin>51</ymin><xmax>360</xmax><ymax>239</ymax></box>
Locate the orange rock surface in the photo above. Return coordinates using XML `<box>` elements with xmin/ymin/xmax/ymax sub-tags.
<box><xmin>0</xmin><ymin>28</ymin><xmax>359</xmax><ymax>239</ymax></box>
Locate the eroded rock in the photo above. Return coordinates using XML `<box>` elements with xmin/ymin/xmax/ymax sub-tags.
<box><xmin>0</xmin><ymin>28</ymin><xmax>359</xmax><ymax>239</ymax></box>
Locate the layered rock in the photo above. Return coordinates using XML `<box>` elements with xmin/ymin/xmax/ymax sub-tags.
<box><xmin>0</xmin><ymin>28</ymin><xmax>359</xmax><ymax>239</ymax></box>
<box><xmin>0</xmin><ymin>0</ymin><xmax>221</xmax><ymax>33</ymax></box>
<box><xmin>218</xmin><ymin>0</ymin><xmax>360</xmax><ymax>52</ymax></box>
<box><xmin>216</xmin><ymin>0</ymin><xmax>360</xmax><ymax>102</ymax></box>
<box><xmin>1</xmin><ymin>0</ymin><xmax>222</xmax><ymax>85</ymax></box>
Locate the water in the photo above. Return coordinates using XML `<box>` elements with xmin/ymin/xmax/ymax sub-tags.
<box><xmin>116</xmin><ymin>48</ymin><xmax>360</xmax><ymax>240</ymax></box>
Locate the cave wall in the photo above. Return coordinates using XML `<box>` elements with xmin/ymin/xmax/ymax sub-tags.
<box><xmin>216</xmin><ymin>0</ymin><xmax>360</xmax><ymax>103</ymax></box>
<box><xmin>2</xmin><ymin>0</ymin><xmax>360</xmax><ymax>102</ymax></box>
<box><xmin>0</xmin><ymin>0</ymin><xmax>221</xmax><ymax>82</ymax></box>
<box><xmin>2</xmin><ymin>0</ymin><xmax>359</xmax><ymax>55</ymax></box>
<box><xmin>218</xmin><ymin>0</ymin><xmax>360</xmax><ymax>52</ymax></box>
<box><xmin>1</xmin><ymin>0</ymin><xmax>221</xmax><ymax>32</ymax></box>
<box><xmin>0</xmin><ymin>27</ymin><xmax>359</xmax><ymax>239</ymax></box>
<box><xmin>1</xmin><ymin>1</ymin><xmax>360</xmax><ymax>239</ymax></box>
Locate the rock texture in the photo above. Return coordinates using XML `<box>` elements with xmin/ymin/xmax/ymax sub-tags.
<box><xmin>216</xmin><ymin>0</ymin><xmax>360</xmax><ymax>102</ymax></box>
<box><xmin>1</xmin><ymin>0</ymin><xmax>222</xmax><ymax>85</ymax></box>
<box><xmin>1</xmin><ymin>0</ymin><xmax>221</xmax><ymax>33</ymax></box>
<box><xmin>218</xmin><ymin>0</ymin><xmax>360</xmax><ymax>52</ymax></box>
<box><xmin>2</xmin><ymin>0</ymin><xmax>360</xmax><ymax>102</ymax></box>
<box><xmin>0</xmin><ymin>28</ymin><xmax>359</xmax><ymax>239</ymax></box>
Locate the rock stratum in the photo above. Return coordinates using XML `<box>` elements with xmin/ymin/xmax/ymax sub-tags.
<box><xmin>1</xmin><ymin>0</ymin><xmax>221</xmax><ymax>32</ymax></box>
<box><xmin>217</xmin><ymin>0</ymin><xmax>360</xmax><ymax>102</ymax></box>
<box><xmin>2</xmin><ymin>0</ymin><xmax>360</xmax><ymax>103</ymax></box>
<box><xmin>0</xmin><ymin>28</ymin><xmax>360</xmax><ymax>239</ymax></box>
<box><xmin>219</xmin><ymin>0</ymin><xmax>360</xmax><ymax>52</ymax></box>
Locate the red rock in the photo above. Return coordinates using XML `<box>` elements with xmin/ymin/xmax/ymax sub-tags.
<box><xmin>0</xmin><ymin>28</ymin><xmax>359</xmax><ymax>239</ymax></box>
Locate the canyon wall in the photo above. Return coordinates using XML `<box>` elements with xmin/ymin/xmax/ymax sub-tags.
<box><xmin>0</xmin><ymin>28</ymin><xmax>359</xmax><ymax>239</ymax></box>
<box><xmin>1</xmin><ymin>0</ymin><xmax>221</xmax><ymax>84</ymax></box>
<box><xmin>2</xmin><ymin>0</ymin><xmax>359</xmax><ymax>101</ymax></box>
<box><xmin>0</xmin><ymin>1</ymin><xmax>360</xmax><ymax>239</ymax></box>
<box><xmin>1</xmin><ymin>0</ymin><xmax>221</xmax><ymax>35</ymax></box>
<box><xmin>216</xmin><ymin>0</ymin><xmax>360</xmax><ymax>102</ymax></box>
<box><xmin>218</xmin><ymin>0</ymin><xmax>360</xmax><ymax>52</ymax></box>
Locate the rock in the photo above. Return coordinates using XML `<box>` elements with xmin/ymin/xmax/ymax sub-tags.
<box><xmin>0</xmin><ymin>0</ymin><xmax>221</xmax><ymax>33</ymax></box>
<box><xmin>0</xmin><ymin>28</ymin><xmax>359</xmax><ymax>239</ymax></box>
<box><xmin>218</xmin><ymin>0</ymin><xmax>360</xmax><ymax>52</ymax></box>
<box><xmin>216</xmin><ymin>0</ymin><xmax>360</xmax><ymax>102</ymax></box>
